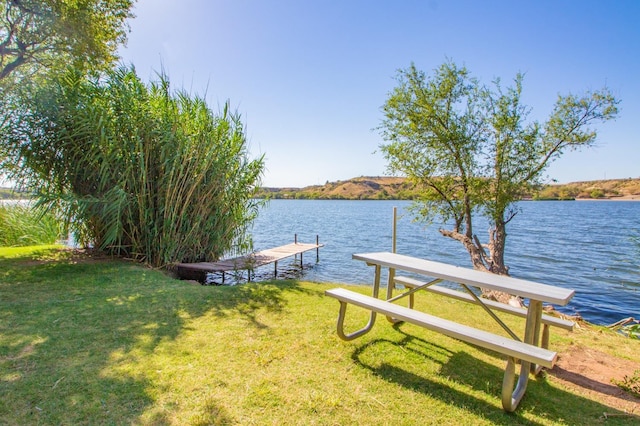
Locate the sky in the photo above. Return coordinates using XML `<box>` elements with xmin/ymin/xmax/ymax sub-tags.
<box><xmin>118</xmin><ymin>0</ymin><xmax>640</xmax><ymax>188</ymax></box>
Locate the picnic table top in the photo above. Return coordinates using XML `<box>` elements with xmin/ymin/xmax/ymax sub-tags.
<box><xmin>353</xmin><ymin>252</ymin><xmax>575</xmax><ymax>306</ymax></box>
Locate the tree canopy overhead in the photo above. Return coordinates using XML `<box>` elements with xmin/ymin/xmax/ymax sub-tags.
<box><xmin>0</xmin><ymin>0</ymin><xmax>134</xmax><ymax>83</ymax></box>
<box><xmin>379</xmin><ymin>61</ymin><xmax>619</xmax><ymax>292</ymax></box>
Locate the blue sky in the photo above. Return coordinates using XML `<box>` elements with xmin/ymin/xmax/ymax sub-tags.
<box><xmin>119</xmin><ymin>0</ymin><xmax>639</xmax><ymax>187</ymax></box>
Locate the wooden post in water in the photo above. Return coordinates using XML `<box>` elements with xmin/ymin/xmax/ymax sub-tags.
<box><xmin>388</xmin><ymin>207</ymin><xmax>397</xmax><ymax>300</ymax></box>
<box><xmin>316</xmin><ymin>235</ymin><xmax>320</xmax><ymax>262</ymax></box>
<box><xmin>392</xmin><ymin>207</ymin><xmax>397</xmax><ymax>254</ymax></box>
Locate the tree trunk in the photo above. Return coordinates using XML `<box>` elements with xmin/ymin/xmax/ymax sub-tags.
<box><xmin>439</xmin><ymin>229</ymin><xmax>488</xmax><ymax>271</ymax></box>
<box><xmin>484</xmin><ymin>222</ymin><xmax>524</xmax><ymax>306</ymax></box>
<box><xmin>440</xmin><ymin>226</ymin><xmax>524</xmax><ymax>307</ymax></box>
<box><xmin>487</xmin><ymin>222</ymin><xmax>509</xmax><ymax>275</ymax></box>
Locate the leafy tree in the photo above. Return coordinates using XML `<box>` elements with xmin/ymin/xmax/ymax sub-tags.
<box><xmin>0</xmin><ymin>0</ymin><xmax>133</xmax><ymax>83</ymax></box>
<box><xmin>379</xmin><ymin>61</ymin><xmax>619</xmax><ymax>298</ymax></box>
<box><xmin>0</xmin><ymin>0</ymin><xmax>133</xmax><ymax>180</ymax></box>
<box><xmin>3</xmin><ymin>66</ymin><xmax>264</xmax><ymax>267</ymax></box>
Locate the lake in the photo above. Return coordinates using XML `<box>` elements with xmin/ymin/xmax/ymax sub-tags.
<box><xmin>248</xmin><ymin>199</ymin><xmax>640</xmax><ymax>326</ymax></box>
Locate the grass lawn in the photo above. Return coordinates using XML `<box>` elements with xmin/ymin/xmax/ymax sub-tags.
<box><xmin>1</xmin><ymin>246</ymin><xmax>638</xmax><ymax>425</ymax></box>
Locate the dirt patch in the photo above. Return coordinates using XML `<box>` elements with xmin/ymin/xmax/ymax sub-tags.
<box><xmin>549</xmin><ymin>344</ymin><xmax>640</xmax><ymax>415</ymax></box>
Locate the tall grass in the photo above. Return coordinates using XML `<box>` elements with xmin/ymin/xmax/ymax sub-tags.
<box><xmin>3</xmin><ymin>66</ymin><xmax>264</xmax><ymax>267</ymax></box>
<box><xmin>0</xmin><ymin>203</ymin><xmax>62</xmax><ymax>246</ymax></box>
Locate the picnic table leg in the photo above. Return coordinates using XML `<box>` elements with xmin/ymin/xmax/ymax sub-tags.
<box><xmin>525</xmin><ymin>300</ymin><xmax>543</xmax><ymax>374</ymax></box>
<box><xmin>334</xmin><ymin>265</ymin><xmax>381</xmax><ymax>340</ymax></box>
<box><xmin>385</xmin><ymin>267</ymin><xmax>406</xmax><ymax>324</ymax></box>
<box><xmin>501</xmin><ymin>299</ymin><xmax>544</xmax><ymax>411</ymax></box>
<box><xmin>541</xmin><ymin>324</ymin><xmax>550</xmax><ymax>350</ymax></box>
<box><xmin>502</xmin><ymin>356</ymin><xmax>530</xmax><ymax>412</ymax></box>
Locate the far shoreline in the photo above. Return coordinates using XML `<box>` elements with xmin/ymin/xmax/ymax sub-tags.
<box><xmin>575</xmin><ymin>196</ymin><xmax>640</xmax><ymax>202</ymax></box>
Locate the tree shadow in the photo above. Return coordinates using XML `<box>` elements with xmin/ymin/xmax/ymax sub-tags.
<box><xmin>351</xmin><ymin>324</ymin><xmax>639</xmax><ymax>425</ymax></box>
<box><xmin>0</xmin><ymin>250</ymin><xmax>310</xmax><ymax>424</ymax></box>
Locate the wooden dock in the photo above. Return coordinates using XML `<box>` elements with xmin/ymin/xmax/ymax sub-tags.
<box><xmin>176</xmin><ymin>237</ymin><xmax>324</xmax><ymax>283</ymax></box>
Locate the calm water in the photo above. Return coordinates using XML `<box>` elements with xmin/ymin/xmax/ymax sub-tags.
<box><xmin>249</xmin><ymin>199</ymin><xmax>640</xmax><ymax>326</ymax></box>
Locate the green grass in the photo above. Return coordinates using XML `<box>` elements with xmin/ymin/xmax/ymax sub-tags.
<box><xmin>1</xmin><ymin>246</ymin><xmax>638</xmax><ymax>425</ymax></box>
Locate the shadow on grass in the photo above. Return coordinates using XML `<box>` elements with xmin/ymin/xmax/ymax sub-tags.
<box><xmin>0</xmin><ymin>249</ymin><xmax>309</xmax><ymax>424</ymax></box>
<box><xmin>351</xmin><ymin>323</ymin><xmax>639</xmax><ymax>425</ymax></box>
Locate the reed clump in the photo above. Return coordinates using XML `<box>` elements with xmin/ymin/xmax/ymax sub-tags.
<box><xmin>3</xmin><ymin>66</ymin><xmax>264</xmax><ymax>266</ymax></box>
<box><xmin>0</xmin><ymin>203</ymin><xmax>62</xmax><ymax>246</ymax></box>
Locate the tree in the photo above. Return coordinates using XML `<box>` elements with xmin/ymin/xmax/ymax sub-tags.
<box><xmin>379</xmin><ymin>61</ymin><xmax>619</xmax><ymax>300</ymax></box>
<box><xmin>0</xmin><ymin>0</ymin><xmax>133</xmax><ymax>83</ymax></box>
<box><xmin>0</xmin><ymin>0</ymin><xmax>133</xmax><ymax>182</ymax></box>
<box><xmin>3</xmin><ymin>66</ymin><xmax>265</xmax><ymax>268</ymax></box>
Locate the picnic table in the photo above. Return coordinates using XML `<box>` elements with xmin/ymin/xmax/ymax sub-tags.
<box><xmin>325</xmin><ymin>252</ymin><xmax>575</xmax><ymax>412</ymax></box>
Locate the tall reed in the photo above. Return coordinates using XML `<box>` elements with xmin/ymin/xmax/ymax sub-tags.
<box><xmin>0</xmin><ymin>203</ymin><xmax>62</xmax><ymax>246</ymax></box>
<box><xmin>3</xmin><ymin>66</ymin><xmax>264</xmax><ymax>266</ymax></box>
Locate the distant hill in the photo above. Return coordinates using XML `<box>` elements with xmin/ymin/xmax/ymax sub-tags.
<box><xmin>5</xmin><ymin>177</ymin><xmax>639</xmax><ymax>201</ymax></box>
<box><xmin>257</xmin><ymin>177</ymin><xmax>640</xmax><ymax>201</ymax></box>
<box><xmin>532</xmin><ymin>179</ymin><xmax>640</xmax><ymax>200</ymax></box>
<box><xmin>258</xmin><ymin>177</ymin><xmax>420</xmax><ymax>200</ymax></box>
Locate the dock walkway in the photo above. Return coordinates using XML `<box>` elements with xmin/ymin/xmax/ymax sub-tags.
<box><xmin>176</xmin><ymin>238</ymin><xmax>323</xmax><ymax>283</ymax></box>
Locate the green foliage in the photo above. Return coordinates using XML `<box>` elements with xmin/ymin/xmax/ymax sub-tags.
<box><xmin>0</xmin><ymin>0</ymin><xmax>133</xmax><ymax>182</ymax></box>
<box><xmin>3</xmin><ymin>66</ymin><xmax>264</xmax><ymax>267</ymax></box>
<box><xmin>379</xmin><ymin>61</ymin><xmax>619</xmax><ymax>273</ymax></box>
<box><xmin>625</xmin><ymin>324</ymin><xmax>640</xmax><ymax>339</ymax></box>
<box><xmin>614</xmin><ymin>369</ymin><xmax>640</xmax><ymax>397</ymax></box>
<box><xmin>0</xmin><ymin>0</ymin><xmax>133</xmax><ymax>84</ymax></box>
<box><xmin>616</xmin><ymin>320</ymin><xmax>640</xmax><ymax>340</ymax></box>
<box><xmin>0</xmin><ymin>203</ymin><xmax>62</xmax><ymax>246</ymax></box>
<box><xmin>532</xmin><ymin>186</ymin><xmax>578</xmax><ymax>200</ymax></box>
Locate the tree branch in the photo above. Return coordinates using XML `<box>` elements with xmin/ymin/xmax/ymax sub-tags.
<box><xmin>522</xmin><ymin>96</ymin><xmax>613</xmax><ymax>184</ymax></box>
<box><xmin>0</xmin><ymin>50</ymin><xmax>25</xmax><ymax>79</ymax></box>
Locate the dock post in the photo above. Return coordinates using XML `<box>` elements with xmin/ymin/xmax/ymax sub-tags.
<box><xmin>392</xmin><ymin>206</ymin><xmax>397</xmax><ymax>254</ymax></box>
<box><xmin>316</xmin><ymin>235</ymin><xmax>320</xmax><ymax>262</ymax></box>
<box><xmin>274</xmin><ymin>261</ymin><xmax>278</xmax><ymax>277</ymax></box>
<box><xmin>389</xmin><ymin>207</ymin><xmax>397</xmax><ymax>293</ymax></box>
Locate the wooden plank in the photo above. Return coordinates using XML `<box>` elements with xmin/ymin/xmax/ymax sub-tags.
<box><xmin>325</xmin><ymin>288</ymin><xmax>557</xmax><ymax>367</ymax></box>
<box><xmin>176</xmin><ymin>242</ymin><xmax>323</xmax><ymax>275</ymax></box>
<box><xmin>394</xmin><ymin>276</ymin><xmax>574</xmax><ymax>330</ymax></box>
<box><xmin>353</xmin><ymin>252</ymin><xmax>575</xmax><ymax>306</ymax></box>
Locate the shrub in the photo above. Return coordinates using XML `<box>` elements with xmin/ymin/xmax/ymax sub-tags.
<box><xmin>0</xmin><ymin>203</ymin><xmax>62</xmax><ymax>246</ymax></box>
<box><xmin>614</xmin><ymin>369</ymin><xmax>640</xmax><ymax>397</ymax></box>
<box><xmin>3</xmin><ymin>66</ymin><xmax>264</xmax><ymax>267</ymax></box>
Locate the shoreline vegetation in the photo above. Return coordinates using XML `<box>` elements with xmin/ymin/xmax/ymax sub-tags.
<box><xmin>4</xmin><ymin>177</ymin><xmax>640</xmax><ymax>202</ymax></box>
<box><xmin>256</xmin><ymin>177</ymin><xmax>640</xmax><ymax>201</ymax></box>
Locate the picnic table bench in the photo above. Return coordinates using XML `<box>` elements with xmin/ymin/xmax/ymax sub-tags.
<box><xmin>325</xmin><ymin>252</ymin><xmax>575</xmax><ymax>412</ymax></box>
